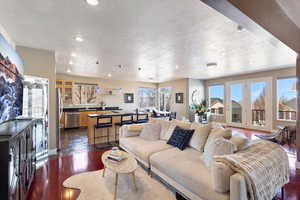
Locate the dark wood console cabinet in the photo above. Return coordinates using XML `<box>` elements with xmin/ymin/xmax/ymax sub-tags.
<box><xmin>0</xmin><ymin>119</ymin><xmax>40</xmax><ymax>200</ymax></box>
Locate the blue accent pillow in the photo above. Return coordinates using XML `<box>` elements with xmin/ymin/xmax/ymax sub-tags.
<box><xmin>167</xmin><ymin>126</ymin><xmax>195</xmax><ymax>150</ymax></box>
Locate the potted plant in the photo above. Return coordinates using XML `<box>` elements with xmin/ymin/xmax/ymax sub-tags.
<box><xmin>190</xmin><ymin>99</ymin><xmax>210</xmax><ymax>123</ymax></box>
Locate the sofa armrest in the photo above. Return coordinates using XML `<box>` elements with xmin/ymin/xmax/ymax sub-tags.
<box><xmin>230</xmin><ymin>173</ymin><xmax>248</xmax><ymax>200</ymax></box>
<box><xmin>120</xmin><ymin>124</ymin><xmax>146</xmax><ymax>138</ymax></box>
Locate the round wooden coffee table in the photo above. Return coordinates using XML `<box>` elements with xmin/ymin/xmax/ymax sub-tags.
<box><xmin>101</xmin><ymin>150</ymin><xmax>138</xmax><ymax>200</ymax></box>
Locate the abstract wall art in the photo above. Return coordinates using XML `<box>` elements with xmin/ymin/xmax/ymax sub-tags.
<box><xmin>0</xmin><ymin>34</ymin><xmax>24</xmax><ymax>123</ymax></box>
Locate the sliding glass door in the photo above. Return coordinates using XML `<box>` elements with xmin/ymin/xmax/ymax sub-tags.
<box><xmin>248</xmin><ymin>78</ymin><xmax>272</xmax><ymax>130</ymax></box>
<box><xmin>227</xmin><ymin>81</ymin><xmax>246</xmax><ymax>127</ymax></box>
<box><xmin>226</xmin><ymin>77</ymin><xmax>272</xmax><ymax>131</ymax></box>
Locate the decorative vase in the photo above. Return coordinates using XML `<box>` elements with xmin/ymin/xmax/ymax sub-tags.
<box><xmin>194</xmin><ymin>114</ymin><xmax>200</xmax><ymax>123</ymax></box>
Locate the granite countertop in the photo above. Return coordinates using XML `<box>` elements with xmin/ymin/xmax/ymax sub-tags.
<box><xmin>88</xmin><ymin>111</ymin><xmax>147</xmax><ymax>118</ymax></box>
<box><xmin>63</xmin><ymin>106</ymin><xmax>121</xmax><ymax>112</ymax></box>
<box><xmin>0</xmin><ymin>118</ymin><xmax>41</xmax><ymax>140</ymax></box>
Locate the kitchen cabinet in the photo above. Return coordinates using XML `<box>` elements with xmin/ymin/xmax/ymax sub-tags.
<box><xmin>55</xmin><ymin>80</ymin><xmax>74</xmax><ymax>104</ymax></box>
<box><xmin>80</xmin><ymin>111</ymin><xmax>96</xmax><ymax>127</ymax></box>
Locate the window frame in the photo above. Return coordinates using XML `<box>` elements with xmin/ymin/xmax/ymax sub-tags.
<box><xmin>276</xmin><ymin>76</ymin><xmax>297</xmax><ymax>122</ymax></box>
<box><xmin>158</xmin><ymin>87</ymin><xmax>172</xmax><ymax>112</ymax></box>
<box><xmin>207</xmin><ymin>84</ymin><xmax>225</xmax><ymax>116</ymax></box>
<box><xmin>137</xmin><ymin>87</ymin><xmax>157</xmax><ymax>109</ymax></box>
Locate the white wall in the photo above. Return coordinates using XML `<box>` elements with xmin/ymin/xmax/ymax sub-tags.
<box><xmin>16</xmin><ymin>46</ymin><xmax>57</xmax><ymax>152</ymax></box>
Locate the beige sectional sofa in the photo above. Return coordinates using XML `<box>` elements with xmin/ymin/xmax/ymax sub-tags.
<box><xmin>119</xmin><ymin>120</ymin><xmax>248</xmax><ymax>200</ymax></box>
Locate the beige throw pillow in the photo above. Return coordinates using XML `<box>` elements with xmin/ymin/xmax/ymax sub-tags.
<box><xmin>189</xmin><ymin>123</ymin><xmax>211</xmax><ymax>152</ymax></box>
<box><xmin>139</xmin><ymin>123</ymin><xmax>161</xmax><ymax>141</ymax></box>
<box><xmin>202</xmin><ymin>137</ymin><xmax>235</xmax><ymax>168</ymax></box>
<box><xmin>150</xmin><ymin>118</ymin><xmax>172</xmax><ymax>139</ymax></box>
<box><xmin>204</xmin><ymin>127</ymin><xmax>232</xmax><ymax>153</ymax></box>
<box><xmin>162</xmin><ymin>120</ymin><xmax>191</xmax><ymax>140</ymax></box>
<box><xmin>230</xmin><ymin>132</ymin><xmax>249</xmax><ymax>152</ymax></box>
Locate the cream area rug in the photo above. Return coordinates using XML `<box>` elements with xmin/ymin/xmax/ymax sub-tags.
<box><xmin>63</xmin><ymin>167</ymin><xmax>176</xmax><ymax>200</ymax></box>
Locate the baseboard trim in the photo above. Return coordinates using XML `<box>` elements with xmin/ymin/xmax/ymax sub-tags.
<box><xmin>48</xmin><ymin>148</ymin><xmax>57</xmax><ymax>156</ymax></box>
<box><xmin>296</xmin><ymin>162</ymin><xmax>300</xmax><ymax>169</ymax></box>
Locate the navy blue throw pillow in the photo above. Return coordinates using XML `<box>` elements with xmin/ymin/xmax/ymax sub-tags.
<box><xmin>167</xmin><ymin>126</ymin><xmax>194</xmax><ymax>150</ymax></box>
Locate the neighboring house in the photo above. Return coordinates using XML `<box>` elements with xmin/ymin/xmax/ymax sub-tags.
<box><xmin>278</xmin><ymin>103</ymin><xmax>296</xmax><ymax>120</ymax></box>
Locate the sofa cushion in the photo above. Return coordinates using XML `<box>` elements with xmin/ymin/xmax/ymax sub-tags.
<box><xmin>162</xmin><ymin>120</ymin><xmax>191</xmax><ymax>141</ymax></box>
<box><xmin>150</xmin><ymin>118</ymin><xmax>172</xmax><ymax>139</ymax></box>
<box><xmin>150</xmin><ymin>148</ymin><xmax>229</xmax><ymax>200</ymax></box>
<box><xmin>167</xmin><ymin>126</ymin><xmax>194</xmax><ymax>150</ymax></box>
<box><xmin>139</xmin><ymin>123</ymin><xmax>161</xmax><ymax>141</ymax></box>
<box><xmin>121</xmin><ymin>124</ymin><xmax>144</xmax><ymax>137</ymax></box>
<box><xmin>204</xmin><ymin>127</ymin><xmax>232</xmax><ymax>153</ymax></box>
<box><xmin>189</xmin><ymin>122</ymin><xmax>211</xmax><ymax>152</ymax></box>
<box><xmin>202</xmin><ymin>137</ymin><xmax>235</xmax><ymax>168</ymax></box>
<box><xmin>212</xmin><ymin>162</ymin><xmax>234</xmax><ymax>193</ymax></box>
<box><xmin>119</xmin><ymin>137</ymin><xmax>174</xmax><ymax>166</ymax></box>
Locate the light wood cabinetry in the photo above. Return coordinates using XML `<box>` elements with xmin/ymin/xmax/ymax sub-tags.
<box><xmin>55</xmin><ymin>80</ymin><xmax>74</xmax><ymax>104</ymax></box>
<box><xmin>79</xmin><ymin>111</ymin><xmax>96</xmax><ymax>127</ymax></box>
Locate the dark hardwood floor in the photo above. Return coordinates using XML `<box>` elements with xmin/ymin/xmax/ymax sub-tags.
<box><xmin>27</xmin><ymin>127</ymin><xmax>300</xmax><ymax>200</ymax></box>
<box><xmin>60</xmin><ymin>128</ymin><xmax>91</xmax><ymax>155</ymax></box>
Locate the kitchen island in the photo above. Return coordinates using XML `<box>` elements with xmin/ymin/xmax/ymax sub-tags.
<box><xmin>87</xmin><ymin>111</ymin><xmax>148</xmax><ymax>145</ymax></box>
<box><xmin>61</xmin><ymin>106</ymin><xmax>121</xmax><ymax>128</ymax></box>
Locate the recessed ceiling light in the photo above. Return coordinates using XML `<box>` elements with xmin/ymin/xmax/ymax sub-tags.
<box><xmin>207</xmin><ymin>62</ymin><xmax>218</xmax><ymax>68</ymax></box>
<box><xmin>86</xmin><ymin>0</ymin><xmax>99</xmax><ymax>6</ymax></box>
<box><xmin>67</xmin><ymin>68</ymin><xmax>71</xmax><ymax>73</ymax></box>
<box><xmin>175</xmin><ymin>65</ymin><xmax>179</xmax><ymax>69</ymax></box>
<box><xmin>237</xmin><ymin>25</ymin><xmax>244</xmax><ymax>32</ymax></box>
<box><xmin>71</xmin><ymin>53</ymin><xmax>77</xmax><ymax>57</ymax></box>
<box><xmin>138</xmin><ymin>67</ymin><xmax>142</xmax><ymax>71</ymax></box>
<box><xmin>108</xmin><ymin>73</ymin><xmax>112</xmax><ymax>77</ymax></box>
<box><xmin>74</xmin><ymin>35</ymin><xmax>84</xmax><ymax>42</ymax></box>
<box><xmin>69</xmin><ymin>61</ymin><xmax>73</xmax><ymax>65</ymax></box>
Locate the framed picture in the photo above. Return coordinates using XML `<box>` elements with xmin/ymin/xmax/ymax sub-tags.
<box><xmin>124</xmin><ymin>93</ymin><xmax>134</xmax><ymax>103</ymax></box>
<box><xmin>175</xmin><ymin>93</ymin><xmax>184</xmax><ymax>104</ymax></box>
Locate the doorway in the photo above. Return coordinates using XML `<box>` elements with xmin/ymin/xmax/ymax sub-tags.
<box><xmin>226</xmin><ymin>77</ymin><xmax>273</xmax><ymax>131</ymax></box>
<box><xmin>23</xmin><ymin>76</ymin><xmax>49</xmax><ymax>160</ymax></box>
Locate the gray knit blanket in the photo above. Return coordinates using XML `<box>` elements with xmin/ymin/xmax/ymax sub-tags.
<box><xmin>215</xmin><ymin>140</ymin><xmax>289</xmax><ymax>200</ymax></box>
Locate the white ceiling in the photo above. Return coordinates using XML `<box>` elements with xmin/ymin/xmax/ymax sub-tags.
<box><xmin>0</xmin><ymin>0</ymin><xmax>297</xmax><ymax>82</ymax></box>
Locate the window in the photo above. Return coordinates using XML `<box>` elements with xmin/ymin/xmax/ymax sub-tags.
<box><xmin>159</xmin><ymin>87</ymin><xmax>172</xmax><ymax>111</ymax></box>
<box><xmin>208</xmin><ymin>85</ymin><xmax>224</xmax><ymax>115</ymax></box>
<box><xmin>138</xmin><ymin>87</ymin><xmax>157</xmax><ymax>108</ymax></box>
<box><xmin>277</xmin><ymin>77</ymin><xmax>297</xmax><ymax>121</ymax></box>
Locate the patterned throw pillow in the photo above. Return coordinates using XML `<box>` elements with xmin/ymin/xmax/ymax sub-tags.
<box><xmin>202</xmin><ymin>137</ymin><xmax>235</xmax><ymax>168</ymax></box>
<box><xmin>162</xmin><ymin>120</ymin><xmax>191</xmax><ymax>141</ymax></box>
<box><xmin>167</xmin><ymin>126</ymin><xmax>195</xmax><ymax>150</ymax></box>
<box><xmin>204</xmin><ymin>127</ymin><xmax>232</xmax><ymax>153</ymax></box>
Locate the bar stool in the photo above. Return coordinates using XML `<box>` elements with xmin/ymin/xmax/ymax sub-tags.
<box><xmin>114</xmin><ymin>114</ymin><xmax>134</xmax><ymax>142</ymax></box>
<box><xmin>134</xmin><ymin>113</ymin><xmax>149</xmax><ymax>124</ymax></box>
<box><xmin>169</xmin><ymin>112</ymin><xmax>177</xmax><ymax>121</ymax></box>
<box><xmin>94</xmin><ymin>115</ymin><xmax>113</xmax><ymax>148</ymax></box>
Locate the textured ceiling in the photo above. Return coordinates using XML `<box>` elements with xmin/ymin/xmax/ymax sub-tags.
<box><xmin>0</xmin><ymin>0</ymin><xmax>297</xmax><ymax>82</ymax></box>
